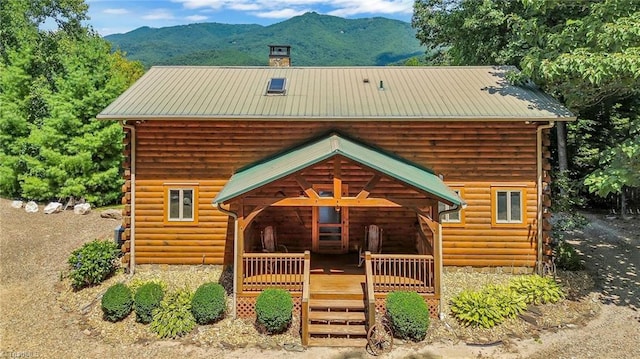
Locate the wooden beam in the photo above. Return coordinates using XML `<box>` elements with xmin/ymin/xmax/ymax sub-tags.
<box><xmin>333</xmin><ymin>160</ymin><xmax>342</xmax><ymax>199</ymax></box>
<box><xmin>295</xmin><ymin>176</ymin><xmax>319</xmax><ymax>199</ymax></box>
<box><xmin>356</xmin><ymin>174</ymin><xmax>381</xmax><ymax>199</ymax></box>
<box><xmin>242</xmin><ymin>196</ymin><xmax>432</xmax><ymax>208</ymax></box>
<box><xmin>242</xmin><ymin>206</ymin><xmax>265</xmax><ymax>228</ymax></box>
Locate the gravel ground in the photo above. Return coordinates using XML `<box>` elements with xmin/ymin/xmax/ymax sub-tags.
<box><xmin>1</xmin><ymin>199</ymin><xmax>638</xmax><ymax>358</ymax></box>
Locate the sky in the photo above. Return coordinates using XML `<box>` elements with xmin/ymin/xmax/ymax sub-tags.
<box><xmin>86</xmin><ymin>0</ymin><xmax>415</xmax><ymax>36</ymax></box>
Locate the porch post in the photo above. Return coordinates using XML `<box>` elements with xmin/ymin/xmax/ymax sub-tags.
<box><xmin>235</xmin><ymin>214</ymin><xmax>246</xmax><ymax>318</ymax></box>
<box><xmin>436</xmin><ymin>223</ymin><xmax>443</xmax><ymax>319</ymax></box>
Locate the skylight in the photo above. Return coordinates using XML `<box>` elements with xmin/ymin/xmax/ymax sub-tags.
<box><xmin>267</xmin><ymin>78</ymin><xmax>286</xmax><ymax>94</ymax></box>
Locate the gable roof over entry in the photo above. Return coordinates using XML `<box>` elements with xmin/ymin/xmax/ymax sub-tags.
<box><xmin>212</xmin><ymin>133</ymin><xmax>465</xmax><ymax>207</ymax></box>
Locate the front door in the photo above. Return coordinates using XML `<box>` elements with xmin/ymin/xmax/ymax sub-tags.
<box><xmin>312</xmin><ymin>188</ymin><xmax>349</xmax><ymax>253</ymax></box>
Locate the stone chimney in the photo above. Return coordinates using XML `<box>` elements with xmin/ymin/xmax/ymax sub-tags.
<box><xmin>268</xmin><ymin>45</ymin><xmax>291</xmax><ymax>67</ymax></box>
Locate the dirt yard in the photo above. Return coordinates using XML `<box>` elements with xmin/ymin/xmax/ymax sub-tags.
<box><xmin>1</xmin><ymin>198</ymin><xmax>638</xmax><ymax>358</ymax></box>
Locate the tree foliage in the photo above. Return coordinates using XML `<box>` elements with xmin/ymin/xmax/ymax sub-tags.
<box><xmin>412</xmin><ymin>0</ymin><xmax>640</xmax><ymax>200</ymax></box>
<box><xmin>0</xmin><ymin>0</ymin><xmax>143</xmax><ymax>205</ymax></box>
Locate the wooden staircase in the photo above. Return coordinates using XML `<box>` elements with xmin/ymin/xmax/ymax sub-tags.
<box><xmin>304</xmin><ymin>274</ymin><xmax>369</xmax><ymax>347</ymax></box>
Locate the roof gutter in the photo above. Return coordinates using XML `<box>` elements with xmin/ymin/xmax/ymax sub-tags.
<box><xmin>120</xmin><ymin>121</ymin><xmax>136</xmax><ymax>275</ymax></box>
<box><xmin>97</xmin><ymin>114</ymin><xmax>572</xmax><ymax>122</ymax></box>
<box><xmin>214</xmin><ymin>201</ymin><xmax>239</xmax><ymax>319</ymax></box>
<box><xmin>536</xmin><ymin>121</ymin><xmax>555</xmax><ymax>274</ymax></box>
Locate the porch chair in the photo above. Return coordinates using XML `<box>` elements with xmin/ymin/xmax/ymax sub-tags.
<box><xmin>358</xmin><ymin>224</ymin><xmax>383</xmax><ymax>267</ymax></box>
<box><xmin>260</xmin><ymin>226</ymin><xmax>288</xmax><ymax>253</ymax></box>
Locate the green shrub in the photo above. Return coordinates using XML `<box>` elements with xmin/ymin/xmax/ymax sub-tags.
<box><xmin>101</xmin><ymin>283</ymin><xmax>133</xmax><ymax>322</ymax></box>
<box><xmin>150</xmin><ymin>289</ymin><xmax>196</xmax><ymax>338</ymax></box>
<box><xmin>68</xmin><ymin>239</ymin><xmax>120</xmax><ymax>289</ymax></box>
<box><xmin>385</xmin><ymin>291</ymin><xmax>430</xmax><ymax>341</ymax></box>
<box><xmin>191</xmin><ymin>282</ymin><xmax>226</xmax><ymax>324</ymax></box>
<box><xmin>134</xmin><ymin>282</ymin><xmax>165</xmax><ymax>324</ymax></box>
<box><xmin>509</xmin><ymin>275</ymin><xmax>564</xmax><ymax>305</ymax></box>
<box><xmin>128</xmin><ymin>278</ymin><xmax>167</xmax><ymax>294</ymax></box>
<box><xmin>483</xmin><ymin>285</ymin><xmax>527</xmax><ymax>319</ymax></box>
<box><xmin>555</xmin><ymin>241</ymin><xmax>584</xmax><ymax>271</ymax></box>
<box><xmin>255</xmin><ymin>288</ymin><xmax>293</xmax><ymax>334</ymax></box>
<box><xmin>450</xmin><ymin>289</ymin><xmax>505</xmax><ymax>328</ymax></box>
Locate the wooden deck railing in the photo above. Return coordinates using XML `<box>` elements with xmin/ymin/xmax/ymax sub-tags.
<box><xmin>301</xmin><ymin>251</ymin><xmax>311</xmax><ymax>346</ymax></box>
<box><xmin>364</xmin><ymin>251</ymin><xmax>376</xmax><ymax>329</ymax></box>
<box><xmin>370</xmin><ymin>253</ymin><xmax>435</xmax><ymax>294</ymax></box>
<box><xmin>242</xmin><ymin>252</ymin><xmax>306</xmax><ymax>292</ymax></box>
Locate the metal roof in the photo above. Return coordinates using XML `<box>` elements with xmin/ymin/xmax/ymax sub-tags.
<box><xmin>213</xmin><ymin>133</ymin><xmax>466</xmax><ymax>206</ymax></box>
<box><xmin>97</xmin><ymin>66</ymin><xmax>574</xmax><ymax>120</ymax></box>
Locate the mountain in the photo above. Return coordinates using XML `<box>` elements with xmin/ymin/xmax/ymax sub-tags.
<box><xmin>104</xmin><ymin>12</ymin><xmax>425</xmax><ymax>67</ymax></box>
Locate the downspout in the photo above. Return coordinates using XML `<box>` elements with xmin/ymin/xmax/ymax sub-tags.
<box><xmin>215</xmin><ymin>202</ymin><xmax>238</xmax><ymax>318</ymax></box>
<box><xmin>121</xmin><ymin>121</ymin><xmax>136</xmax><ymax>275</ymax></box>
<box><xmin>536</xmin><ymin>121</ymin><xmax>555</xmax><ymax>274</ymax></box>
<box><xmin>437</xmin><ymin>202</ymin><xmax>465</xmax><ymax>319</ymax></box>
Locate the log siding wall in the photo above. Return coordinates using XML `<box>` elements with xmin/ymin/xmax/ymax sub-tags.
<box><xmin>120</xmin><ymin>120</ymin><xmax>543</xmax><ymax>267</ymax></box>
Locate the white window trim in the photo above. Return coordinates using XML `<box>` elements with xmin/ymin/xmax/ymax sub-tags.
<box><xmin>167</xmin><ymin>187</ymin><xmax>195</xmax><ymax>222</ymax></box>
<box><xmin>495</xmin><ymin>190</ymin><xmax>523</xmax><ymax>224</ymax></box>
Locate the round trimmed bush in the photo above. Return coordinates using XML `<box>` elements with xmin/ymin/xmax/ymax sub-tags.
<box><xmin>134</xmin><ymin>282</ymin><xmax>164</xmax><ymax>324</ymax></box>
<box><xmin>101</xmin><ymin>283</ymin><xmax>133</xmax><ymax>322</ymax></box>
<box><xmin>386</xmin><ymin>291</ymin><xmax>430</xmax><ymax>341</ymax></box>
<box><xmin>255</xmin><ymin>288</ymin><xmax>293</xmax><ymax>334</ymax></box>
<box><xmin>191</xmin><ymin>282</ymin><xmax>226</xmax><ymax>324</ymax></box>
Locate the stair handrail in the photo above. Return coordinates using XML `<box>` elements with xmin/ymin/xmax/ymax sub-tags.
<box><xmin>364</xmin><ymin>250</ymin><xmax>376</xmax><ymax>329</ymax></box>
<box><xmin>301</xmin><ymin>250</ymin><xmax>311</xmax><ymax>346</ymax></box>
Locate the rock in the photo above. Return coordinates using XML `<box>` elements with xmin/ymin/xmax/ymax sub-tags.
<box><xmin>527</xmin><ymin>305</ymin><xmax>543</xmax><ymax>316</ymax></box>
<box><xmin>283</xmin><ymin>343</ymin><xmax>304</xmax><ymax>352</ymax></box>
<box><xmin>83</xmin><ymin>329</ymin><xmax>91</xmax><ymax>336</ymax></box>
<box><xmin>520</xmin><ymin>314</ymin><xmax>539</xmax><ymax>326</ymax></box>
<box><xmin>100</xmin><ymin>209</ymin><xmax>122</xmax><ymax>219</ymax></box>
<box><xmin>25</xmin><ymin>201</ymin><xmax>38</xmax><ymax>213</ymax></box>
<box><xmin>73</xmin><ymin>203</ymin><xmax>91</xmax><ymax>215</ymax></box>
<box><xmin>80</xmin><ymin>302</ymin><xmax>93</xmax><ymax>315</ymax></box>
<box><xmin>44</xmin><ymin>202</ymin><xmax>63</xmax><ymax>214</ymax></box>
<box><xmin>220</xmin><ymin>341</ymin><xmax>234</xmax><ymax>349</ymax></box>
<box><xmin>11</xmin><ymin>200</ymin><xmax>23</xmax><ymax>209</ymax></box>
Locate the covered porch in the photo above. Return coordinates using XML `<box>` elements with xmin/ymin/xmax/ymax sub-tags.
<box><xmin>212</xmin><ymin>132</ymin><xmax>464</xmax><ymax>345</ymax></box>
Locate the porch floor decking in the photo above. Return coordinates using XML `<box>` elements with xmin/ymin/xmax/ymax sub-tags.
<box><xmin>310</xmin><ymin>274</ymin><xmax>365</xmax><ymax>298</ymax></box>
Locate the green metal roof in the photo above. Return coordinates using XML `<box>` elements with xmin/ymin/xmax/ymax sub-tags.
<box><xmin>213</xmin><ymin>133</ymin><xmax>465</xmax><ymax>206</ymax></box>
<box><xmin>97</xmin><ymin>66</ymin><xmax>575</xmax><ymax>121</ymax></box>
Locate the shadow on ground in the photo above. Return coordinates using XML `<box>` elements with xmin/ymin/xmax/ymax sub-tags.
<box><xmin>565</xmin><ymin>212</ymin><xmax>639</xmax><ymax>311</ymax></box>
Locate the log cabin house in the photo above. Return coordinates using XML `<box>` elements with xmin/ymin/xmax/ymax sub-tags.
<box><xmin>98</xmin><ymin>48</ymin><xmax>574</xmax><ymax>346</ymax></box>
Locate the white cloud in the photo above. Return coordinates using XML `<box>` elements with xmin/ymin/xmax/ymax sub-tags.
<box><xmin>173</xmin><ymin>0</ymin><xmax>412</xmax><ymax>17</ymax></box>
<box><xmin>328</xmin><ymin>0</ymin><xmax>413</xmax><ymax>17</ymax></box>
<box><xmin>229</xmin><ymin>3</ymin><xmax>262</xmax><ymax>11</ymax></box>
<box><xmin>142</xmin><ymin>9</ymin><xmax>176</xmax><ymax>21</ymax></box>
<box><xmin>186</xmin><ymin>15</ymin><xmax>208</xmax><ymax>21</ymax></box>
<box><xmin>254</xmin><ymin>8</ymin><xmax>310</xmax><ymax>19</ymax></box>
<box><xmin>103</xmin><ymin>8</ymin><xmax>129</xmax><ymax>15</ymax></box>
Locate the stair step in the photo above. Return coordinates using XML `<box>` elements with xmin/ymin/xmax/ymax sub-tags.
<box><xmin>307</xmin><ymin>337</ymin><xmax>368</xmax><ymax>347</ymax></box>
<box><xmin>309</xmin><ymin>311</ymin><xmax>366</xmax><ymax>322</ymax></box>
<box><xmin>308</xmin><ymin>324</ymin><xmax>367</xmax><ymax>336</ymax></box>
<box><xmin>310</xmin><ymin>292</ymin><xmax>364</xmax><ymax>300</ymax></box>
<box><xmin>309</xmin><ymin>299</ymin><xmax>364</xmax><ymax>310</ymax></box>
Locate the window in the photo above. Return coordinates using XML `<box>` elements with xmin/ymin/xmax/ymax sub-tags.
<box><xmin>491</xmin><ymin>187</ymin><xmax>525</xmax><ymax>226</ymax></box>
<box><xmin>164</xmin><ymin>185</ymin><xmax>198</xmax><ymax>224</ymax></box>
<box><xmin>267</xmin><ymin>78</ymin><xmax>286</xmax><ymax>94</ymax></box>
<box><xmin>438</xmin><ymin>189</ymin><xmax>464</xmax><ymax>225</ymax></box>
